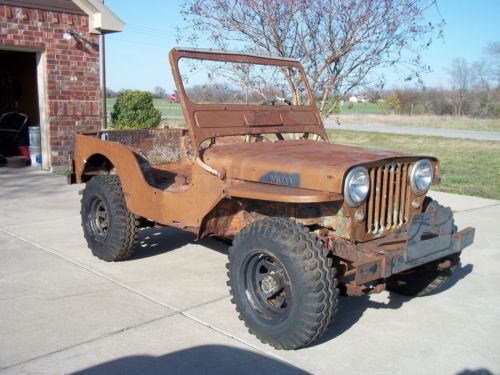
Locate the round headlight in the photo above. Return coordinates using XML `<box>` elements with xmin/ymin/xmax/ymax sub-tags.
<box><xmin>410</xmin><ymin>159</ymin><xmax>433</xmax><ymax>194</ymax></box>
<box><xmin>344</xmin><ymin>166</ymin><xmax>370</xmax><ymax>207</ymax></box>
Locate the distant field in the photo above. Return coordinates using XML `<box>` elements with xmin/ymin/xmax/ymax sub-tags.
<box><xmin>338</xmin><ymin>102</ymin><xmax>379</xmax><ymax>114</ymax></box>
<box><xmin>328</xmin><ymin>129</ymin><xmax>500</xmax><ymax>200</ymax></box>
<box><xmin>106</xmin><ymin>98</ymin><xmax>183</xmax><ymax>117</ymax></box>
<box><xmin>106</xmin><ymin>97</ymin><xmax>500</xmax><ymax>133</ymax></box>
<box><xmin>106</xmin><ymin>98</ymin><xmax>378</xmax><ymax>116</ymax></box>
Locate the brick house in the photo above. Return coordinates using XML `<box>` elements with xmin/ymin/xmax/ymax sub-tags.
<box><xmin>0</xmin><ymin>0</ymin><xmax>122</xmax><ymax>170</ymax></box>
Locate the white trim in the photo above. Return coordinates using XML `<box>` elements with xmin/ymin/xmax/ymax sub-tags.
<box><xmin>36</xmin><ymin>51</ymin><xmax>51</xmax><ymax>171</ymax></box>
<box><xmin>71</xmin><ymin>0</ymin><xmax>124</xmax><ymax>34</ymax></box>
<box><xmin>0</xmin><ymin>45</ymin><xmax>40</xmax><ymax>53</ymax></box>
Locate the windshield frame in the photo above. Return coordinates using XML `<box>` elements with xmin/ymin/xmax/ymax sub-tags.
<box><xmin>169</xmin><ymin>47</ymin><xmax>327</xmax><ymax>154</ymax></box>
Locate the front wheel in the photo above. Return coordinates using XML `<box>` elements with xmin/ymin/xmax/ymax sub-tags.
<box><xmin>227</xmin><ymin>218</ymin><xmax>339</xmax><ymax>350</ymax></box>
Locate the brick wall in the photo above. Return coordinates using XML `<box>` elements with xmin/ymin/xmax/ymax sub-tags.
<box><xmin>0</xmin><ymin>4</ymin><xmax>101</xmax><ymax>167</ymax></box>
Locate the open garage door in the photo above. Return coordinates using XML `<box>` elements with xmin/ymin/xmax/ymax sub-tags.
<box><xmin>0</xmin><ymin>49</ymin><xmax>48</xmax><ymax>169</ymax></box>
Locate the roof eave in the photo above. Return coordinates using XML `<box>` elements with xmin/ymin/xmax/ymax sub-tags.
<box><xmin>71</xmin><ymin>0</ymin><xmax>124</xmax><ymax>34</ymax></box>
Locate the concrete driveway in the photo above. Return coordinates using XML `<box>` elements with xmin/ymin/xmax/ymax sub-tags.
<box><xmin>1</xmin><ymin>168</ymin><xmax>499</xmax><ymax>374</ymax></box>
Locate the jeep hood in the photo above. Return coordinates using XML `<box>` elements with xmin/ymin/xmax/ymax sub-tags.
<box><xmin>203</xmin><ymin>140</ymin><xmax>433</xmax><ymax>193</ymax></box>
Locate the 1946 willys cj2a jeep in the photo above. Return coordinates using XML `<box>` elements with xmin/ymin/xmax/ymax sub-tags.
<box><xmin>69</xmin><ymin>48</ymin><xmax>475</xmax><ymax>350</ymax></box>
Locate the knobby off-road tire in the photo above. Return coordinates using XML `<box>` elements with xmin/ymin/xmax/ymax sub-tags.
<box><xmin>81</xmin><ymin>175</ymin><xmax>139</xmax><ymax>261</ymax></box>
<box><xmin>386</xmin><ymin>253</ymin><xmax>460</xmax><ymax>297</ymax></box>
<box><xmin>227</xmin><ymin>217</ymin><xmax>339</xmax><ymax>350</ymax></box>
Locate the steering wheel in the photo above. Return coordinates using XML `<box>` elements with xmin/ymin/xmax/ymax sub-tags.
<box><xmin>261</xmin><ymin>97</ymin><xmax>292</xmax><ymax>106</ymax></box>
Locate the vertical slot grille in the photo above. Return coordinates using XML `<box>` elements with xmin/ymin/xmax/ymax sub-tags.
<box><xmin>365</xmin><ymin>162</ymin><xmax>411</xmax><ymax>234</ymax></box>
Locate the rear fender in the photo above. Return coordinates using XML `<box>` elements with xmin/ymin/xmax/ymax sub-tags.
<box><xmin>74</xmin><ymin>134</ymin><xmax>163</xmax><ymax>220</ymax></box>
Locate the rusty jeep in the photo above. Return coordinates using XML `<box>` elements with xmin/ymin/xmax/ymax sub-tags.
<box><xmin>69</xmin><ymin>48</ymin><xmax>475</xmax><ymax>350</ymax></box>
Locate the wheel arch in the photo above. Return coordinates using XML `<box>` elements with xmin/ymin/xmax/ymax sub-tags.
<box><xmin>198</xmin><ymin>197</ymin><xmax>279</xmax><ymax>240</ymax></box>
<box><xmin>198</xmin><ymin>180</ymin><xmax>344</xmax><ymax>240</ymax></box>
<box><xmin>80</xmin><ymin>153</ymin><xmax>114</xmax><ymax>182</ymax></box>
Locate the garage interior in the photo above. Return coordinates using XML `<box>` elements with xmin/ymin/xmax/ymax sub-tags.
<box><xmin>0</xmin><ymin>49</ymin><xmax>41</xmax><ymax>167</ymax></box>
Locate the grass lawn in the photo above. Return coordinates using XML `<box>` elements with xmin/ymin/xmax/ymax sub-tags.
<box><xmin>339</xmin><ymin>102</ymin><xmax>379</xmax><ymax>114</ymax></box>
<box><xmin>327</xmin><ymin>129</ymin><xmax>500</xmax><ymax>200</ymax></box>
<box><xmin>106</xmin><ymin>98</ymin><xmax>183</xmax><ymax>117</ymax></box>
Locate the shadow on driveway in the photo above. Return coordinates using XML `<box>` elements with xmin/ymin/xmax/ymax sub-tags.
<box><xmin>71</xmin><ymin>345</ymin><xmax>305</xmax><ymax>375</ymax></box>
<box><xmin>127</xmin><ymin>227</ymin><xmax>229</xmax><ymax>261</ymax></box>
<box><xmin>313</xmin><ymin>261</ymin><xmax>473</xmax><ymax>347</ymax></box>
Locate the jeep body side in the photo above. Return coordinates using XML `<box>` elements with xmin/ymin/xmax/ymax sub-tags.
<box><xmin>70</xmin><ymin>48</ymin><xmax>475</xmax><ymax>350</ymax></box>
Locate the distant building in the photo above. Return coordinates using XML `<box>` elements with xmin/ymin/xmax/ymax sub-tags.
<box><xmin>348</xmin><ymin>96</ymin><xmax>358</xmax><ymax>103</ymax></box>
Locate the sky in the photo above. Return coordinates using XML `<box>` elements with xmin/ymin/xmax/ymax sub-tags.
<box><xmin>103</xmin><ymin>0</ymin><xmax>500</xmax><ymax>93</ymax></box>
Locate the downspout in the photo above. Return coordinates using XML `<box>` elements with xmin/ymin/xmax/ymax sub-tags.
<box><xmin>100</xmin><ymin>0</ymin><xmax>107</xmax><ymax>129</ymax></box>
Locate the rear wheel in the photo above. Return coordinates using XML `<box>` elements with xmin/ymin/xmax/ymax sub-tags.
<box><xmin>81</xmin><ymin>175</ymin><xmax>139</xmax><ymax>261</ymax></box>
<box><xmin>227</xmin><ymin>218</ymin><xmax>339</xmax><ymax>350</ymax></box>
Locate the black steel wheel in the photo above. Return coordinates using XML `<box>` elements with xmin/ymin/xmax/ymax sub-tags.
<box><xmin>86</xmin><ymin>195</ymin><xmax>110</xmax><ymax>243</ymax></box>
<box><xmin>81</xmin><ymin>175</ymin><xmax>139</xmax><ymax>261</ymax></box>
<box><xmin>242</xmin><ymin>250</ymin><xmax>293</xmax><ymax>322</ymax></box>
<box><xmin>227</xmin><ymin>217</ymin><xmax>339</xmax><ymax>350</ymax></box>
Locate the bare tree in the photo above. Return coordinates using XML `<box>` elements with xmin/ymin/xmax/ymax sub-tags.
<box><xmin>105</xmin><ymin>88</ymin><xmax>120</xmax><ymax>98</ymax></box>
<box><xmin>153</xmin><ymin>86</ymin><xmax>167</xmax><ymax>99</ymax></box>
<box><xmin>448</xmin><ymin>58</ymin><xmax>472</xmax><ymax>116</ymax></box>
<box><xmin>179</xmin><ymin>0</ymin><xmax>443</xmax><ymax>117</ymax></box>
<box><xmin>186</xmin><ymin>82</ymin><xmax>240</xmax><ymax>103</ymax></box>
<box><xmin>485</xmin><ymin>41</ymin><xmax>500</xmax><ymax>89</ymax></box>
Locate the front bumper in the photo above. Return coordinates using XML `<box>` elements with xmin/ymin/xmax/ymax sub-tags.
<box><xmin>332</xmin><ymin>201</ymin><xmax>475</xmax><ymax>287</ymax></box>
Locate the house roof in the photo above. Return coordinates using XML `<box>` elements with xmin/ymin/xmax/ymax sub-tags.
<box><xmin>0</xmin><ymin>0</ymin><xmax>85</xmax><ymax>15</ymax></box>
